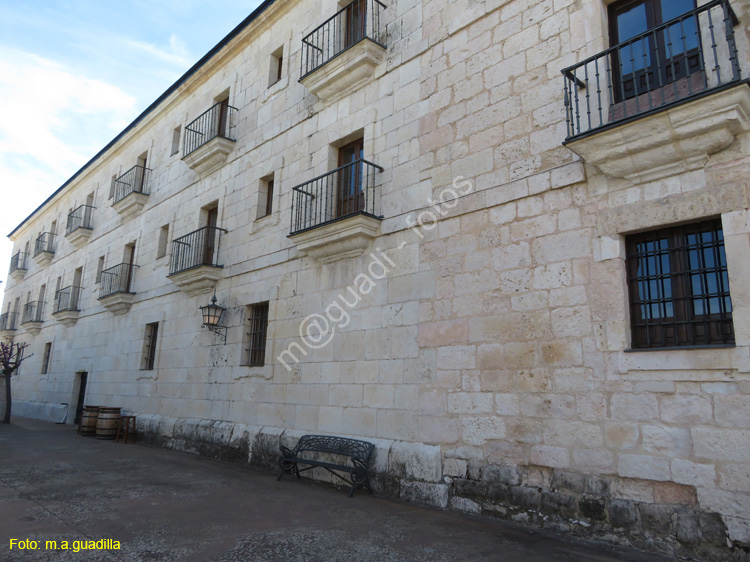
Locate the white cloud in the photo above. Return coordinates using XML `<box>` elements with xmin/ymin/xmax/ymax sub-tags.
<box><xmin>124</xmin><ymin>34</ymin><xmax>192</xmax><ymax>68</ymax></box>
<box><xmin>0</xmin><ymin>47</ymin><xmax>137</xmax><ymax>289</ymax></box>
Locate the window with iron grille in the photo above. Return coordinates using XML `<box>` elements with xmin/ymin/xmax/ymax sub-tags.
<box><xmin>626</xmin><ymin>220</ymin><xmax>734</xmax><ymax>348</ymax></box>
<box><xmin>245</xmin><ymin>302</ymin><xmax>269</xmax><ymax>366</ymax></box>
<box><xmin>141</xmin><ymin>322</ymin><xmax>159</xmax><ymax>370</ymax></box>
<box><xmin>41</xmin><ymin>342</ymin><xmax>52</xmax><ymax>374</ymax></box>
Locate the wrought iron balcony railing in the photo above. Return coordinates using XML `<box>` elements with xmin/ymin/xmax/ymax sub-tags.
<box><xmin>113</xmin><ymin>165</ymin><xmax>151</xmax><ymax>204</ymax></box>
<box><xmin>290</xmin><ymin>159</ymin><xmax>383</xmax><ymax>235</ymax></box>
<box><xmin>66</xmin><ymin>205</ymin><xmax>95</xmax><ymax>235</ymax></box>
<box><xmin>169</xmin><ymin>226</ymin><xmax>227</xmax><ymax>275</ymax></box>
<box><xmin>33</xmin><ymin>233</ymin><xmax>56</xmax><ymax>257</ymax></box>
<box><xmin>9</xmin><ymin>251</ymin><xmax>27</xmax><ymax>274</ymax></box>
<box><xmin>300</xmin><ymin>0</ymin><xmax>387</xmax><ymax>79</ymax></box>
<box><xmin>99</xmin><ymin>263</ymin><xmax>137</xmax><ymax>299</ymax></box>
<box><xmin>183</xmin><ymin>102</ymin><xmax>238</xmax><ymax>157</ymax></box>
<box><xmin>22</xmin><ymin>301</ymin><xmax>44</xmax><ymax>324</ymax></box>
<box><xmin>54</xmin><ymin>286</ymin><xmax>82</xmax><ymax>313</ymax></box>
<box><xmin>0</xmin><ymin>312</ymin><xmax>18</xmax><ymax>331</ymax></box>
<box><xmin>562</xmin><ymin>0</ymin><xmax>742</xmax><ymax>140</ymax></box>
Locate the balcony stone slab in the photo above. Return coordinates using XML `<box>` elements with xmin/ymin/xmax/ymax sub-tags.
<box><xmin>99</xmin><ymin>292</ymin><xmax>135</xmax><ymax>315</ymax></box>
<box><xmin>566</xmin><ymin>84</ymin><xmax>750</xmax><ymax>184</ymax></box>
<box><xmin>168</xmin><ymin>266</ymin><xmax>223</xmax><ymax>296</ymax></box>
<box><xmin>112</xmin><ymin>192</ymin><xmax>149</xmax><ymax>219</ymax></box>
<box><xmin>183</xmin><ymin>137</ymin><xmax>235</xmax><ymax>177</ymax></box>
<box><xmin>0</xmin><ymin>329</ymin><xmax>15</xmax><ymax>343</ymax></box>
<box><xmin>65</xmin><ymin>227</ymin><xmax>93</xmax><ymax>249</ymax></box>
<box><xmin>52</xmin><ymin>310</ymin><xmax>80</xmax><ymax>327</ymax></box>
<box><xmin>9</xmin><ymin>268</ymin><xmax>26</xmax><ymax>282</ymax></box>
<box><xmin>301</xmin><ymin>39</ymin><xmax>385</xmax><ymax>102</ymax></box>
<box><xmin>21</xmin><ymin>321</ymin><xmax>43</xmax><ymax>336</ymax></box>
<box><xmin>32</xmin><ymin>252</ymin><xmax>54</xmax><ymax>267</ymax></box>
<box><xmin>289</xmin><ymin>214</ymin><xmax>381</xmax><ymax>264</ymax></box>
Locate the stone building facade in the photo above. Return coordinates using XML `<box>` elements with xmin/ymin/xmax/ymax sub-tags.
<box><xmin>3</xmin><ymin>0</ymin><xmax>750</xmax><ymax>559</ymax></box>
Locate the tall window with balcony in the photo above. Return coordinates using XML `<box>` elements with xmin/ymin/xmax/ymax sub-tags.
<box><xmin>53</xmin><ymin>268</ymin><xmax>83</xmax><ymax>327</ymax></box>
<box><xmin>182</xmin><ymin>95</ymin><xmax>238</xmax><ymax>176</ymax></box>
<box><xmin>99</xmin><ymin>244</ymin><xmax>138</xmax><ymax>315</ymax></box>
<box><xmin>289</xmin><ymin>136</ymin><xmax>383</xmax><ymax>263</ymax></box>
<box><xmin>65</xmin><ymin>195</ymin><xmax>95</xmax><ymax>247</ymax></box>
<box><xmin>9</xmin><ymin>247</ymin><xmax>28</xmax><ymax>280</ymax></box>
<box><xmin>299</xmin><ymin>0</ymin><xmax>387</xmax><ymax>100</ymax></box>
<box><xmin>112</xmin><ymin>154</ymin><xmax>151</xmax><ymax>217</ymax></box>
<box><xmin>168</xmin><ymin>206</ymin><xmax>227</xmax><ymax>295</ymax></box>
<box><xmin>0</xmin><ymin>303</ymin><xmax>18</xmax><ymax>333</ymax></box>
<box><xmin>562</xmin><ymin>0</ymin><xmax>742</xmax><ymax>139</ymax></box>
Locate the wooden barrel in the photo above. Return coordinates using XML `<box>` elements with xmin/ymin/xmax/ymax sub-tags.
<box><xmin>80</xmin><ymin>406</ymin><xmax>101</xmax><ymax>436</ymax></box>
<box><xmin>96</xmin><ymin>407</ymin><xmax>122</xmax><ymax>440</ymax></box>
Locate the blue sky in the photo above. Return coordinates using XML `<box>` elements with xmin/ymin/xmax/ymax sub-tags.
<box><xmin>0</xmin><ymin>0</ymin><xmax>264</xmax><ymax>290</ymax></box>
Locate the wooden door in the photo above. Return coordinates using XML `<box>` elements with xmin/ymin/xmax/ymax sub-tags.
<box><xmin>124</xmin><ymin>244</ymin><xmax>135</xmax><ymax>292</ymax></box>
<box><xmin>217</xmin><ymin>98</ymin><xmax>229</xmax><ymax>138</ymax></box>
<box><xmin>344</xmin><ymin>0</ymin><xmax>366</xmax><ymax>49</ymax></box>
<box><xmin>337</xmin><ymin>139</ymin><xmax>364</xmax><ymax>218</ymax></box>
<box><xmin>74</xmin><ymin>372</ymin><xmax>88</xmax><ymax>426</ymax></box>
<box><xmin>136</xmin><ymin>155</ymin><xmax>147</xmax><ymax>193</ymax></box>
<box><xmin>204</xmin><ymin>207</ymin><xmax>219</xmax><ymax>265</ymax></box>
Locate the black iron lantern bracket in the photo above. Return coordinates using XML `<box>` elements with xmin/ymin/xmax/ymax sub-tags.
<box><xmin>200</xmin><ymin>292</ymin><xmax>227</xmax><ymax>343</ymax></box>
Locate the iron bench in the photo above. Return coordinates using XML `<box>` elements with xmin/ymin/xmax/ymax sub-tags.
<box><xmin>277</xmin><ymin>434</ymin><xmax>375</xmax><ymax>497</ymax></box>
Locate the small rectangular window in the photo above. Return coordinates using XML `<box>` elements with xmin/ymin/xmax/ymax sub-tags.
<box><xmin>269</xmin><ymin>47</ymin><xmax>284</xmax><ymax>86</ymax></box>
<box><xmin>41</xmin><ymin>342</ymin><xmax>52</xmax><ymax>374</ymax></box>
<box><xmin>257</xmin><ymin>174</ymin><xmax>275</xmax><ymax>219</ymax></box>
<box><xmin>244</xmin><ymin>302</ymin><xmax>269</xmax><ymax>366</ymax></box>
<box><xmin>171</xmin><ymin>126</ymin><xmax>181</xmax><ymax>156</ymax></box>
<box><xmin>141</xmin><ymin>322</ymin><xmax>159</xmax><ymax>370</ymax></box>
<box><xmin>95</xmin><ymin>256</ymin><xmax>105</xmax><ymax>283</ymax></box>
<box><xmin>626</xmin><ymin>219</ymin><xmax>734</xmax><ymax>348</ymax></box>
<box><xmin>157</xmin><ymin>225</ymin><xmax>169</xmax><ymax>258</ymax></box>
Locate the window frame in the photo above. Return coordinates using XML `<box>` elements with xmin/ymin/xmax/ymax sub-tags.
<box><xmin>41</xmin><ymin>342</ymin><xmax>52</xmax><ymax>374</ymax></box>
<box><xmin>141</xmin><ymin>322</ymin><xmax>159</xmax><ymax>371</ymax></box>
<box><xmin>245</xmin><ymin>302</ymin><xmax>269</xmax><ymax>366</ymax></box>
<box><xmin>625</xmin><ymin>219</ymin><xmax>734</xmax><ymax>349</ymax></box>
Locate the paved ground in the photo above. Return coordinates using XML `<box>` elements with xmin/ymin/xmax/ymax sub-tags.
<box><xmin>0</xmin><ymin>418</ymin><xmax>671</xmax><ymax>562</ymax></box>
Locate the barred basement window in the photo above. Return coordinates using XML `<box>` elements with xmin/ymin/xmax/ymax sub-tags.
<box><xmin>141</xmin><ymin>322</ymin><xmax>159</xmax><ymax>370</ymax></box>
<box><xmin>41</xmin><ymin>342</ymin><xmax>52</xmax><ymax>374</ymax></box>
<box><xmin>245</xmin><ymin>302</ymin><xmax>269</xmax><ymax>366</ymax></box>
<box><xmin>626</xmin><ymin>220</ymin><xmax>734</xmax><ymax>349</ymax></box>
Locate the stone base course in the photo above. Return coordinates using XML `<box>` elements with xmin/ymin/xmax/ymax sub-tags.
<box><xmin>136</xmin><ymin>414</ymin><xmax>749</xmax><ymax>561</ymax></box>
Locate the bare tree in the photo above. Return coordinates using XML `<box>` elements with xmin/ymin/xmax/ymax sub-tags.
<box><xmin>1</xmin><ymin>342</ymin><xmax>30</xmax><ymax>424</ymax></box>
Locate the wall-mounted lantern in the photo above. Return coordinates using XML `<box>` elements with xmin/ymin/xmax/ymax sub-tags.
<box><xmin>200</xmin><ymin>292</ymin><xmax>227</xmax><ymax>343</ymax></box>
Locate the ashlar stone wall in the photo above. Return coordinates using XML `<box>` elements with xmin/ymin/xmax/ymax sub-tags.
<box><xmin>3</xmin><ymin>0</ymin><xmax>750</xmax><ymax>559</ymax></box>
